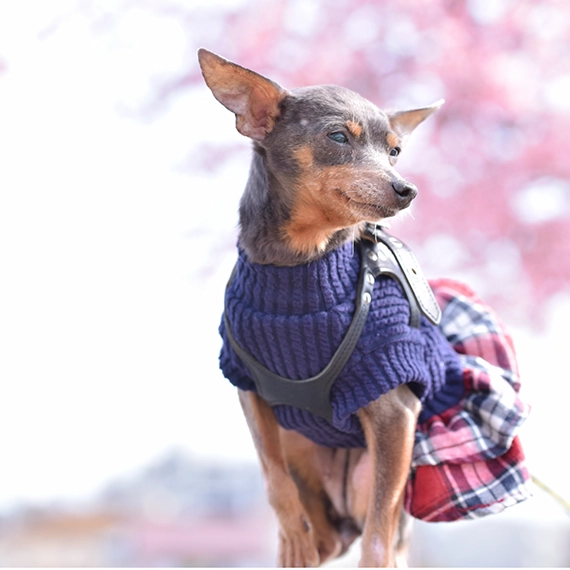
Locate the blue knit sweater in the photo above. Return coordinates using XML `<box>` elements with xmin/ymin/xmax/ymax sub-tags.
<box><xmin>219</xmin><ymin>241</ymin><xmax>465</xmax><ymax>448</ymax></box>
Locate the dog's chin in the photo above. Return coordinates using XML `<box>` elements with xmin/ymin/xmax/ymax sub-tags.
<box><xmin>379</xmin><ymin>198</ymin><xmax>417</xmax><ymax>221</ymax></box>
<box><xmin>348</xmin><ymin>199</ymin><xmax>393</xmax><ymax>220</ymax></box>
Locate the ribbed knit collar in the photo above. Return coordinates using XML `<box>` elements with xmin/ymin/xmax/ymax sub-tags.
<box><xmin>233</xmin><ymin>240</ymin><xmax>360</xmax><ymax>316</ymax></box>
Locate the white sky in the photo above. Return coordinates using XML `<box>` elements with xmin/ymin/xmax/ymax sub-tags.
<box><xmin>0</xmin><ymin>1</ymin><xmax>258</xmax><ymax>508</ymax></box>
<box><xmin>0</xmin><ymin>1</ymin><xmax>569</xmax><ymax>512</ymax></box>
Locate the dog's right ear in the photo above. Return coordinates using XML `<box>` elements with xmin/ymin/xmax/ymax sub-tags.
<box><xmin>198</xmin><ymin>49</ymin><xmax>287</xmax><ymax>141</ymax></box>
<box><xmin>388</xmin><ymin>100</ymin><xmax>445</xmax><ymax>145</ymax></box>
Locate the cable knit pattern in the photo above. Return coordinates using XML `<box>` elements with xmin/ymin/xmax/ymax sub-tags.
<box><xmin>219</xmin><ymin>241</ymin><xmax>464</xmax><ymax>448</ymax></box>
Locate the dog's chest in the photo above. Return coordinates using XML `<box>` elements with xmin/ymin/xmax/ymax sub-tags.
<box><xmin>219</xmin><ymin>241</ymin><xmax>463</xmax><ymax>448</ymax></box>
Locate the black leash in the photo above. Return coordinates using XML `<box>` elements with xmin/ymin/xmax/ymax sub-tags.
<box><xmin>223</xmin><ymin>226</ymin><xmax>440</xmax><ymax>421</ymax></box>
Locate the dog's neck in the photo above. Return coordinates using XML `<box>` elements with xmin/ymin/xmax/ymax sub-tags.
<box><xmin>237</xmin><ymin>147</ymin><xmax>363</xmax><ymax>267</ymax></box>
<box><xmin>233</xmin><ymin>239</ymin><xmax>360</xmax><ymax>316</ymax></box>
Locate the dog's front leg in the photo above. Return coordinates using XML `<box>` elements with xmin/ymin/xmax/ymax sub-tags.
<box><xmin>356</xmin><ymin>385</ymin><xmax>420</xmax><ymax>567</ymax></box>
<box><xmin>238</xmin><ymin>389</ymin><xmax>320</xmax><ymax>567</ymax></box>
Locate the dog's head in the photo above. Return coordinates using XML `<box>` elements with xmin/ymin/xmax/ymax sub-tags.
<box><xmin>198</xmin><ymin>49</ymin><xmax>443</xmax><ymax>257</ymax></box>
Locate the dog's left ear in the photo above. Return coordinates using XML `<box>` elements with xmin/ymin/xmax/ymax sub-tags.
<box><xmin>388</xmin><ymin>99</ymin><xmax>444</xmax><ymax>144</ymax></box>
<box><xmin>198</xmin><ymin>48</ymin><xmax>288</xmax><ymax>141</ymax></box>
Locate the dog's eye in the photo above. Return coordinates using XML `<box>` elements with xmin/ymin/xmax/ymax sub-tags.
<box><xmin>390</xmin><ymin>146</ymin><xmax>401</xmax><ymax>158</ymax></box>
<box><xmin>328</xmin><ymin>132</ymin><xmax>348</xmax><ymax>144</ymax></box>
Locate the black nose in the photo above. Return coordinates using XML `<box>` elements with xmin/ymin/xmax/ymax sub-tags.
<box><xmin>391</xmin><ymin>180</ymin><xmax>418</xmax><ymax>201</ymax></box>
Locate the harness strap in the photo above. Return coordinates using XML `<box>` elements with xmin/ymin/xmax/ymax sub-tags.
<box><xmin>364</xmin><ymin>224</ymin><xmax>441</xmax><ymax>326</ymax></box>
<box><xmin>223</xmin><ymin>227</ymin><xmax>440</xmax><ymax>421</ymax></box>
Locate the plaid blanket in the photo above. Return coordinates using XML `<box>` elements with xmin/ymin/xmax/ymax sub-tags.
<box><xmin>406</xmin><ymin>279</ymin><xmax>532</xmax><ymax>521</ymax></box>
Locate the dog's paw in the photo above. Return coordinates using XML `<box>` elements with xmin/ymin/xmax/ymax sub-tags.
<box><xmin>277</xmin><ymin>514</ymin><xmax>320</xmax><ymax>567</ymax></box>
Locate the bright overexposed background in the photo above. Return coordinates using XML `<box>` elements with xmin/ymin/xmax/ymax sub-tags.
<box><xmin>0</xmin><ymin>0</ymin><xmax>569</xmax><ymax>566</ymax></box>
<box><xmin>0</xmin><ymin>1</ymin><xmax>255</xmax><ymax>507</ymax></box>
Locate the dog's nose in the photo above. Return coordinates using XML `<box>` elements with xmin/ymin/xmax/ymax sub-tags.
<box><xmin>391</xmin><ymin>180</ymin><xmax>418</xmax><ymax>202</ymax></box>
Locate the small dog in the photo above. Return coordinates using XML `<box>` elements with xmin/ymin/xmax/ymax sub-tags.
<box><xmin>198</xmin><ymin>49</ymin><xmax>530</xmax><ymax>567</ymax></box>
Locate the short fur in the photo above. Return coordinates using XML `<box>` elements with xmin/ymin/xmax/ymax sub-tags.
<box><xmin>199</xmin><ymin>48</ymin><xmax>444</xmax><ymax>567</ymax></box>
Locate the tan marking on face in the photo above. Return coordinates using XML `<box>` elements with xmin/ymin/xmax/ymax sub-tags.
<box><xmin>282</xmin><ymin>146</ymin><xmax>396</xmax><ymax>256</ymax></box>
<box><xmin>346</xmin><ymin>120</ymin><xmax>363</xmax><ymax>138</ymax></box>
<box><xmin>386</xmin><ymin>132</ymin><xmax>399</xmax><ymax>149</ymax></box>
<box><xmin>295</xmin><ymin>145</ymin><xmax>314</xmax><ymax>169</ymax></box>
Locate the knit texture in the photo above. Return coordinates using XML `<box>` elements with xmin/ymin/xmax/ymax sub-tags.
<box><xmin>219</xmin><ymin>241</ymin><xmax>465</xmax><ymax>448</ymax></box>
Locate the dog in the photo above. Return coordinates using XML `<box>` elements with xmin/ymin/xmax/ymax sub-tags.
<box><xmin>198</xmin><ymin>49</ymin><xmax>531</xmax><ymax>567</ymax></box>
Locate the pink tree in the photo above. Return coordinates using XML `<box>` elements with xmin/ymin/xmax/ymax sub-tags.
<box><xmin>71</xmin><ymin>0</ymin><xmax>570</xmax><ymax>322</ymax></box>
<box><xmin>221</xmin><ymin>1</ymin><xmax>569</xmax><ymax>323</ymax></box>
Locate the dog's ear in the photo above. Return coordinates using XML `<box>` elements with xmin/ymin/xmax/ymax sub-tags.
<box><xmin>198</xmin><ymin>49</ymin><xmax>288</xmax><ymax>141</ymax></box>
<box><xmin>388</xmin><ymin>100</ymin><xmax>444</xmax><ymax>144</ymax></box>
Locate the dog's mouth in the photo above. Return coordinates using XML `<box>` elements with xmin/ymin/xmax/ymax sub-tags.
<box><xmin>334</xmin><ymin>188</ymin><xmax>406</xmax><ymax>219</ymax></box>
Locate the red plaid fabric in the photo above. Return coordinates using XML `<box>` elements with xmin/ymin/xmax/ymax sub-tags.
<box><xmin>405</xmin><ymin>279</ymin><xmax>532</xmax><ymax>521</ymax></box>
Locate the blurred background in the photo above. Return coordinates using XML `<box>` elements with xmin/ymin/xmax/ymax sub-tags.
<box><xmin>0</xmin><ymin>0</ymin><xmax>569</xmax><ymax>566</ymax></box>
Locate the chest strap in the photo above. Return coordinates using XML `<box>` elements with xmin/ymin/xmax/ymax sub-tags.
<box><xmin>223</xmin><ymin>227</ymin><xmax>440</xmax><ymax>421</ymax></box>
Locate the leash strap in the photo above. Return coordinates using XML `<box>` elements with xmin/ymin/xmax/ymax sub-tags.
<box><xmin>532</xmin><ymin>475</ymin><xmax>570</xmax><ymax>516</ymax></box>
<box><xmin>223</xmin><ymin>228</ymin><xmax>440</xmax><ymax>421</ymax></box>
